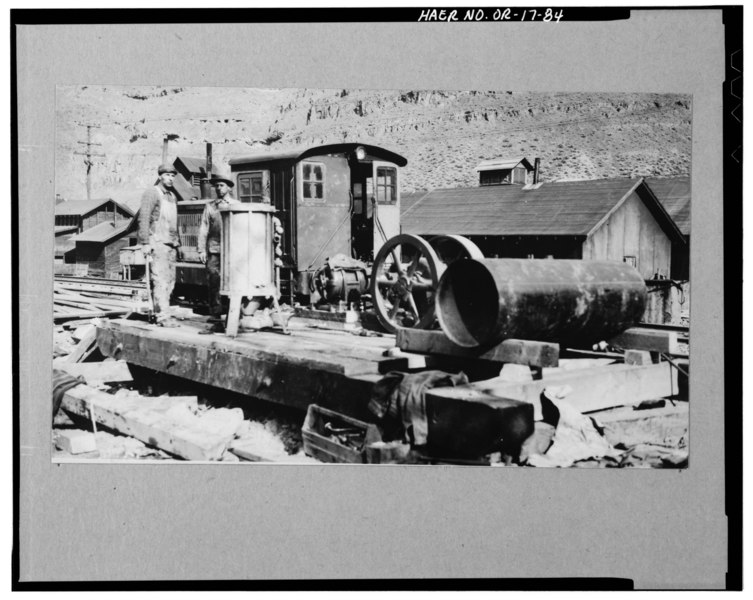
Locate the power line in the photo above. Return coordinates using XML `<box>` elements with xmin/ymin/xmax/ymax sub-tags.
<box><xmin>72</xmin><ymin>124</ymin><xmax>106</xmax><ymax>200</ymax></box>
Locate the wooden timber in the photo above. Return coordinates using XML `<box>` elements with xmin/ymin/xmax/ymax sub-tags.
<box><xmin>94</xmin><ymin>316</ymin><xmax>684</xmax><ymax>426</ymax></box>
<box><xmin>396</xmin><ymin>328</ymin><xmax>560</xmax><ymax>368</ymax></box>
<box><xmin>60</xmin><ymin>385</ymin><xmax>244</xmax><ymax>460</ymax></box>
<box><xmin>426</xmin><ymin>361</ymin><xmax>678</xmax><ymax>419</ymax></box>
<box><xmin>607</xmin><ymin>328</ymin><xmax>681</xmax><ymax>354</ymax></box>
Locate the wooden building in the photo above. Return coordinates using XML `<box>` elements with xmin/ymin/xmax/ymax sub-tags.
<box><xmin>54</xmin><ymin>198</ymin><xmax>134</xmax><ymax>233</ymax></box>
<box><xmin>645</xmin><ymin>176</ymin><xmax>690</xmax><ymax>281</ymax></box>
<box><xmin>475</xmin><ymin>157</ymin><xmax>536</xmax><ymax>186</ymax></box>
<box><xmin>401</xmin><ymin>177</ymin><xmax>685</xmax><ymax>281</ymax></box>
<box><xmin>69</xmin><ymin>220</ymin><xmax>138</xmax><ymax>278</ymax></box>
<box><xmin>172</xmin><ymin>156</ymin><xmax>220</xmax><ymax>201</ymax></box>
<box><xmin>54</xmin><ymin>225</ymin><xmax>78</xmax><ymax>272</ymax></box>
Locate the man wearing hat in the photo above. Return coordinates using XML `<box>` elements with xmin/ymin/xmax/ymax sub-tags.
<box><xmin>138</xmin><ymin>163</ymin><xmax>181</xmax><ymax>326</ymax></box>
<box><xmin>197</xmin><ymin>170</ymin><xmax>238</xmax><ymax>332</ymax></box>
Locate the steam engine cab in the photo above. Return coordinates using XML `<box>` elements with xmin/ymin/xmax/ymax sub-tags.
<box><xmin>176</xmin><ymin>143</ymin><xmax>406</xmax><ymax>304</ymax></box>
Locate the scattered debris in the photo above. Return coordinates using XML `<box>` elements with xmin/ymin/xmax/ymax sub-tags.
<box><xmin>54</xmin><ymin>277</ymin><xmax>147</xmax><ymax>323</ymax></box>
<box><xmin>60</xmin><ymin>383</ymin><xmax>247</xmax><ymax>460</ymax></box>
<box><xmin>53</xmin><ymin>359</ymin><xmax>133</xmax><ymax>385</ymax></box>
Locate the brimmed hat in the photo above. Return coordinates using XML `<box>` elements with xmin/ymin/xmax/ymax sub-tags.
<box><xmin>210</xmin><ymin>172</ymin><xmax>235</xmax><ymax>187</ymax></box>
<box><xmin>158</xmin><ymin>163</ymin><xmax>177</xmax><ymax>175</ymax></box>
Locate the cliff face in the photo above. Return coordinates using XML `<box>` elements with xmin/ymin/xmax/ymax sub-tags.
<box><xmin>55</xmin><ymin>86</ymin><xmax>691</xmax><ymax>203</ymax></box>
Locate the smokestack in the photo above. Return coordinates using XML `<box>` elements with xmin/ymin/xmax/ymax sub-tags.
<box><xmin>200</xmin><ymin>143</ymin><xmax>213</xmax><ymax>199</ymax></box>
<box><xmin>533</xmin><ymin>157</ymin><xmax>541</xmax><ymax>184</ymax></box>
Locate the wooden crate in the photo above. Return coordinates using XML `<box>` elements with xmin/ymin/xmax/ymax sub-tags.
<box><xmin>302</xmin><ymin>404</ymin><xmax>382</xmax><ymax>464</ymax></box>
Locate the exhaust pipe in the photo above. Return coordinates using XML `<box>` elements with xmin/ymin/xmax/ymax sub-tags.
<box><xmin>200</xmin><ymin>142</ymin><xmax>213</xmax><ymax>199</ymax></box>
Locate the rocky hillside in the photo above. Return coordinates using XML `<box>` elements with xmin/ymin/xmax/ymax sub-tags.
<box><xmin>55</xmin><ymin>86</ymin><xmax>691</xmax><ymax>205</ymax></box>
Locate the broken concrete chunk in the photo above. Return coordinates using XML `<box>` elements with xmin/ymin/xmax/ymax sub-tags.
<box><xmin>55</xmin><ymin>430</ymin><xmax>97</xmax><ymax>455</ymax></box>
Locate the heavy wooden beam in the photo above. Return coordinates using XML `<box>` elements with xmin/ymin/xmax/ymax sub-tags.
<box><xmin>60</xmin><ymin>385</ymin><xmax>244</xmax><ymax>461</ymax></box>
<box><xmin>395</xmin><ymin>328</ymin><xmax>560</xmax><ymax>368</ymax></box>
<box><xmin>426</xmin><ymin>361</ymin><xmax>679</xmax><ymax>418</ymax></box>
<box><xmin>96</xmin><ymin>321</ymin><xmax>383</xmax><ymax>420</ymax></box>
<box><xmin>608</xmin><ymin>328</ymin><xmax>681</xmax><ymax>354</ymax></box>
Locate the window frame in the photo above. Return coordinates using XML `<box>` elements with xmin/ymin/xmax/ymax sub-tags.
<box><xmin>298</xmin><ymin>161</ymin><xmax>326</xmax><ymax>204</ymax></box>
<box><xmin>237</xmin><ymin>170</ymin><xmax>268</xmax><ymax>204</ymax></box>
<box><xmin>374</xmin><ymin>165</ymin><xmax>398</xmax><ymax>205</ymax></box>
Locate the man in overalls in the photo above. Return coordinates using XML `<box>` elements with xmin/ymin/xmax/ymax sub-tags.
<box><xmin>198</xmin><ymin>171</ymin><xmax>238</xmax><ymax>333</ymax></box>
<box><xmin>138</xmin><ymin>163</ymin><xmax>181</xmax><ymax>326</ymax></box>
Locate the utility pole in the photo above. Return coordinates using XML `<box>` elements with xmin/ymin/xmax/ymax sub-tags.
<box><xmin>73</xmin><ymin>124</ymin><xmax>105</xmax><ymax>200</ymax></box>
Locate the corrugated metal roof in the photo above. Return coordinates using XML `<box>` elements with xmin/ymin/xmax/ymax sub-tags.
<box><xmin>73</xmin><ymin>220</ymin><xmax>132</xmax><ymax>244</ymax></box>
<box><xmin>474</xmin><ymin>157</ymin><xmax>533</xmax><ymax>172</ymax></box>
<box><xmin>401</xmin><ymin>178</ymin><xmax>644</xmax><ymax>237</ymax></box>
<box><xmin>645</xmin><ymin>176</ymin><xmax>690</xmax><ymax>235</ymax></box>
<box><xmin>55</xmin><ymin>198</ymin><xmax>134</xmax><ymax>217</ymax></box>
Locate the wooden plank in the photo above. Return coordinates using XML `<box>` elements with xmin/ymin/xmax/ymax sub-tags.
<box><xmin>608</xmin><ymin>328</ymin><xmax>680</xmax><ymax>354</ymax></box>
<box><xmin>396</xmin><ymin>328</ymin><xmax>559</xmax><ymax>368</ymax></box>
<box><xmin>52</xmin><ymin>359</ymin><xmax>133</xmax><ymax>384</ymax></box>
<box><xmin>426</xmin><ymin>361</ymin><xmax>679</xmax><ymax>418</ymax></box>
<box><xmin>60</xmin><ymin>386</ymin><xmax>244</xmax><ymax>461</ymax></box>
<box><xmin>65</xmin><ymin>326</ymin><xmax>99</xmax><ymax>363</ymax></box>
<box><xmin>54</xmin><ymin>309</ymin><xmax>131</xmax><ymax>323</ymax></box>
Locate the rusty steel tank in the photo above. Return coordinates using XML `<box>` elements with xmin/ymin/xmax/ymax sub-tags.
<box><xmin>435</xmin><ymin>258</ymin><xmax>647</xmax><ymax>348</ymax></box>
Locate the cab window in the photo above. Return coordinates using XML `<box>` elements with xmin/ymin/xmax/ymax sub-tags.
<box><xmin>238</xmin><ymin>172</ymin><xmax>266</xmax><ymax>203</ymax></box>
<box><xmin>302</xmin><ymin>162</ymin><xmax>325</xmax><ymax>200</ymax></box>
<box><xmin>375</xmin><ymin>167</ymin><xmax>397</xmax><ymax>204</ymax></box>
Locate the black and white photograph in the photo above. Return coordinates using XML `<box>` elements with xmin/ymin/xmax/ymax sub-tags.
<box><xmin>51</xmin><ymin>85</ymin><xmax>692</xmax><ymax>467</ymax></box>
<box><xmin>14</xmin><ymin>7</ymin><xmax>739</xmax><ymax>589</ymax></box>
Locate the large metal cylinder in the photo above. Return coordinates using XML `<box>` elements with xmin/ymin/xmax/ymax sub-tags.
<box><xmin>436</xmin><ymin>259</ymin><xmax>647</xmax><ymax>348</ymax></box>
<box><xmin>220</xmin><ymin>204</ymin><xmax>277</xmax><ymax>298</ymax></box>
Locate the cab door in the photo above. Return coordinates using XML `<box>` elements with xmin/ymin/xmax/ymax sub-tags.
<box><xmin>371</xmin><ymin>161</ymin><xmax>400</xmax><ymax>257</ymax></box>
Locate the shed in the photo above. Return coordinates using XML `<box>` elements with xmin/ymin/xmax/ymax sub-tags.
<box><xmin>172</xmin><ymin>156</ymin><xmax>218</xmax><ymax>201</ymax></box>
<box><xmin>54</xmin><ymin>225</ymin><xmax>78</xmax><ymax>270</ymax></box>
<box><xmin>401</xmin><ymin>177</ymin><xmax>685</xmax><ymax>281</ymax></box>
<box><xmin>474</xmin><ymin>157</ymin><xmax>535</xmax><ymax>186</ymax></box>
<box><xmin>54</xmin><ymin>198</ymin><xmax>133</xmax><ymax>233</ymax></box>
<box><xmin>645</xmin><ymin>176</ymin><xmax>690</xmax><ymax>280</ymax></box>
<box><xmin>70</xmin><ymin>220</ymin><xmax>137</xmax><ymax>278</ymax></box>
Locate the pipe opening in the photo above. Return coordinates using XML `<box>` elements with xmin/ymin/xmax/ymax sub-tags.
<box><xmin>436</xmin><ymin>260</ymin><xmax>500</xmax><ymax>347</ymax></box>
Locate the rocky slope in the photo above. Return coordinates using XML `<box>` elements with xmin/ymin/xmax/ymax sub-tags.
<box><xmin>55</xmin><ymin>86</ymin><xmax>691</xmax><ymax>204</ymax></box>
